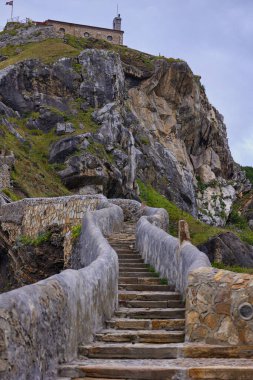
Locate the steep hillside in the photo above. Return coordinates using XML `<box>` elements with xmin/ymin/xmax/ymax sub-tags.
<box><xmin>0</xmin><ymin>21</ymin><xmax>251</xmax><ymax>228</ymax></box>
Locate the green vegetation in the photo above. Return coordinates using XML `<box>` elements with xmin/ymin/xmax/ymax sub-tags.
<box><xmin>138</xmin><ymin>180</ymin><xmax>253</xmax><ymax>252</ymax></box>
<box><xmin>0</xmin><ymin>123</ymin><xmax>70</xmax><ymax>198</ymax></box>
<box><xmin>213</xmin><ymin>262</ymin><xmax>253</xmax><ymax>275</ymax></box>
<box><xmin>19</xmin><ymin>231</ymin><xmax>52</xmax><ymax>246</ymax></box>
<box><xmin>71</xmin><ymin>224</ymin><xmax>82</xmax><ymax>239</ymax></box>
<box><xmin>147</xmin><ymin>265</ymin><xmax>159</xmax><ymax>277</ymax></box>
<box><xmin>243</xmin><ymin>166</ymin><xmax>253</xmax><ymax>185</ymax></box>
<box><xmin>65</xmin><ymin>34</ymin><xmax>184</xmax><ymax>73</ymax></box>
<box><xmin>87</xmin><ymin>141</ymin><xmax>114</xmax><ymax>163</ymax></box>
<box><xmin>0</xmin><ymin>101</ymin><xmax>100</xmax><ymax>198</ymax></box>
<box><xmin>160</xmin><ymin>278</ymin><xmax>168</xmax><ymax>285</ymax></box>
<box><xmin>138</xmin><ymin>180</ymin><xmax>224</xmax><ymax>246</ymax></box>
<box><xmin>2</xmin><ymin>188</ymin><xmax>21</xmax><ymax>201</ymax></box>
<box><xmin>0</xmin><ymin>39</ymin><xmax>79</xmax><ymax>70</ymax></box>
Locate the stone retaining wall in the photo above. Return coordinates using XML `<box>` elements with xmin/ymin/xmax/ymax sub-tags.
<box><xmin>0</xmin><ymin>195</ymin><xmax>105</xmax><ymax>242</ymax></box>
<box><xmin>0</xmin><ymin>201</ymin><xmax>123</xmax><ymax>380</ymax></box>
<box><xmin>186</xmin><ymin>267</ymin><xmax>253</xmax><ymax>345</ymax></box>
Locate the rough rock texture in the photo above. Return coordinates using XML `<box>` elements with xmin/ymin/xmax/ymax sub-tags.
<box><xmin>0</xmin><ymin>25</ymin><xmax>250</xmax><ymax>224</ymax></box>
<box><xmin>186</xmin><ymin>267</ymin><xmax>253</xmax><ymax>345</ymax></box>
<box><xmin>10</xmin><ymin>225</ymin><xmax>64</xmax><ymax>288</ymax></box>
<box><xmin>0</xmin><ymin>194</ymin><xmax>105</xmax><ymax>288</ymax></box>
<box><xmin>0</xmin><ymin>201</ymin><xmax>122</xmax><ymax>380</ymax></box>
<box><xmin>0</xmin><ymin>152</ymin><xmax>15</xmax><ymax>190</ymax></box>
<box><xmin>198</xmin><ymin>232</ymin><xmax>253</xmax><ymax>267</ymax></box>
<box><xmin>0</xmin><ymin>23</ymin><xmax>60</xmax><ymax>48</ymax></box>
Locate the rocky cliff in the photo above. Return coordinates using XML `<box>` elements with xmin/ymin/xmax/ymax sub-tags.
<box><xmin>0</xmin><ymin>21</ymin><xmax>250</xmax><ymax>226</ymax></box>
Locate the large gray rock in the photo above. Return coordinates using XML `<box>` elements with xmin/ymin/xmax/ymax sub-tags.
<box><xmin>198</xmin><ymin>232</ymin><xmax>253</xmax><ymax>268</ymax></box>
<box><xmin>79</xmin><ymin>49</ymin><xmax>125</xmax><ymax>108</ymax></box>
<box><xmin>0</xmin><ymin>24</ymin><xmax>60</xmax><ymax>48</ymax></box>
<box><xmin>0</xmin><ymin>59</ymin><xmax>80</xmax><ymax>114</ymax></box>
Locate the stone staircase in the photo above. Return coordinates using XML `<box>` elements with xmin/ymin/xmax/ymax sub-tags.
<box><xmin>58</xmin><ymin>223</ymin><xmax>253</xmax><ymax>380</ymax></box>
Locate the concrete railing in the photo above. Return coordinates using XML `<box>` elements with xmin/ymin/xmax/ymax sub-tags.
<box><xmin>136</xmin><ymin>206</ymin><xmax>253</xmax><ymax>346</ymax></box>
<box><xmin>0</xmin><ymin>201</ymin><xmax>123</xmax><ymax>380</ymax></box>
<box><xmin>135</xmin><ymin>208</ymin><xmax>211</xmax><ymax>297</ymax></box>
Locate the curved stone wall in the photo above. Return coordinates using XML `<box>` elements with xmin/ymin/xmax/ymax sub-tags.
<box><xmin>135</xmin><ymin>206</ymin><xmax>253</xmax><ymax>346</ymax></box>
<box><xmin>136</xmin><ymin>211</ymin><xmax>210</xmax><ymax>296</ymax></box>
<box><xmin>0</xmin><ymin>201</ymin><xmax>123</xmax><ymax>380</ymax></box>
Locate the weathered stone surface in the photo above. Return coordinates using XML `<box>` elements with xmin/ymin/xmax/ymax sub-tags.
<box><xmin>0</xmin><ymin>24</ymin><xmax>60</xmax><ymax>48</ymax></box>
<box><xmin>135</xmin><ymin>208</ymin><xmax>211</xmax><ymax>296</ymax></box>
<box><xmin>0</xmin><ymin>151</ymin><xmax>15</xmax><ymax>190</ymax></box>
<box><xmin>186</xmin><ymin>267</ymin><xmax>253</xmax><ymax>345</ymax></box>
<box><xmin>0</xmin><ymin>200</ymin><xmax>122</xmax><ymax>380</ymax></box>
<box><xmin>56</xmin><ymin>122</ymin><xmax>75</xmax><ymax>135</ymax></box>
<box><xmin>79</xmin><ymin>49</ymin><xmax>125</xmax><ymax>108</ymax></box>
<box><xmin>198</xmin><ymin>232</ymin><xmax>253</xmax><ymax>267</ymax></box>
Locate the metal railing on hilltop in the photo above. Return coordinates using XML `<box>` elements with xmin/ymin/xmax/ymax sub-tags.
<box><xmin>7</xmin><ymin>17</ymin><xmax>32</xmax><ymax>24</ymax></box>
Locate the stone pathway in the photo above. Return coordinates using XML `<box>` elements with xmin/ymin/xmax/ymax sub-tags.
<box><xmin>58</xmin><ymin>223</ymin><xmax>253</xmax><ymax>379</ymax></box>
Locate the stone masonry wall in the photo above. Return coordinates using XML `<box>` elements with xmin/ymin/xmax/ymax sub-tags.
<box><xmin>0</xmin><ymin>194</ymin><xmax>105</xmax><ymax>241</ymax></box>
<box><xmin>186</xmin><ymin>267</ymin><xmax>253</xmax><ymax>345</ymax></box>
<box><xmin>0</xmin><ymin>153</ymin><xmax>15</xmax><ymax>190</ymax></box>
<box><xmin>45</xmin><ymin>20</ymin><xmax>124</xmax><ymax>45</ymax></box>
<box><xmin>0</xmin><ymin>202</ymin><xmax>123</xmax><ymax>380</ymax></box>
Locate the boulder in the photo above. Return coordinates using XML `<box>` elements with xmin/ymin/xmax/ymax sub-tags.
<box><xmin>198</xmin><ymin>232</ymin><xmax>253</xmax><ymax>268</ymax></box>
<box><xmin>56</xmin><ymin>122</ymin><xmax>75</xmax><ymax>135</ymax></box>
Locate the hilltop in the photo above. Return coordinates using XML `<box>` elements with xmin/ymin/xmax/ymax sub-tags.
<box><xmin>0</xmin><ymin>20</ymin><xmax>252</xmax><ymax>252</ymax></box>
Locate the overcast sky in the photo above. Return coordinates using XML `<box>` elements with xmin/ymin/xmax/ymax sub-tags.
<box><xmin>1</xmin><ymin>0</ymin><xmax>252</xmax><ymax>166</ymax></box>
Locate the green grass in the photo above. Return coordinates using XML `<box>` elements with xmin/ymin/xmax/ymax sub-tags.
<box><xmin>71</xmin><ymin>224</ymin><xmax>82</xmax><ymax>239</ymax></box>
<box><xmin>19</xmin><ymin>231</ymin><xmax>52</xmax><ymax>246</ymax></box>
<box><xmin>138</xmin><ymin>180</ymin><xmax>253</xmax><ymax>250</ymax></box>
<box><xmin>0</xmin><ymin>39</ymin><xmax>79</xmax><ymax>69</ymax></box>
<box><xmin>0</xmin><ymin>102</ymin><xmax>100</xmax><ymax>198</ymax></box>
<box><xmin>138</xmin><ymin>180</ymin><xmax>224</xmax><ymax>246</ymax></box>
<box><xmin>242</xmin><ymin>166</ymin><xmax>253</xmax><ymax>185</ymax></box>
<box><xmin>213</xmin><ymin>262</ymin><xmax>253</xmax><ymax>274</ymax></box>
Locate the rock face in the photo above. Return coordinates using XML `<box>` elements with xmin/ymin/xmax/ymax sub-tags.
<box><xmin>0</xmin><ymin>26</ymin><xmax>250</xmax><ymax>224</ymax></box>
<box><xmin>198</xmin><ymin>232</ymin><xmax>253</xmax><ymax>267</ymax></box>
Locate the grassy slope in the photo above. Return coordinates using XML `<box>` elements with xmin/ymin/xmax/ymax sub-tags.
<box><xmin>0</xmin><ymin>33</ymin><xmax>174</xmax><ymax>199</ymax></box>
<box><xmin>0</xmin><ymin>32</ymin><xmax>252</xmax><ymax>267</ymax></box>
<box><xmin>0</xmin><ymin>39</ymin><xmax>79</xmax><ymax>69</ymax></box>
<box><xmin>138</xmin><ymin>181</ymin><xmax>253</xmax><ymax>246</ymax></box>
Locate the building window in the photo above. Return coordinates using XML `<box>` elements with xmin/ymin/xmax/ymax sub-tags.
<box><xmin>107</xmin><ymin>35</ymin><xmax>113</xmax><ymax>41</ymax></box>
<box><xmin>59</xmin><ymin>28</ymin><xmax>65</xmax><ymax>33</ymax></box>
<box><xmin>84</xmin><ymin>32</ymin><xmax>90</xmax><ymax>37</ymax></box>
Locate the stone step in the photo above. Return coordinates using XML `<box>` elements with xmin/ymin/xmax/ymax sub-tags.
<box><xmin>119</xmin><ymin>268</ymin><xmax>149</xmax><ymax>273</ymax></box>
<box><xmin>114</xmin><ymin>307</ymin><xmax>185</xmax><ymax>319</ymax></box>
<box><xmin>117</xmin><ymin>255</ymin><xmax>141</xmax><ymax>260</ymax></box>
<box><xmin>118</xmin><ymin>259</ymin><xmax>144</xmax><ymax>264</ymax></box>
<box><xmin>119</xmin><ymin>263</ymin><xmax>147</xmax><ymax>269</ymax></box>
<box><xmin>106</xmin><ymin>318</ymin><xmax>185</xmax><ymax>331</ymax></box>
<box><xmin>119</xmin><ymin>277</ymin><xmax>161</xmax><ymax>285</ymax></box>
<box><xmin>95</xmin><ymin>329</ymin><xmax>185</xmax><ymax>344</ymax></box>
<box><xmin>118</xmin><ymin>291</ymin><xmax>181</xmax><ymax>301</ymax></box>
<box><xmin>58</xmin><ymin>358</ymin><xmax>253</xmax><ymax>380</ymax></box>
<box><xmin>118</xmin><ymin>284</ymin><xmax>174</xmax><ymax>292</ymax></box>
<box><xmin>79</xmin><ymin>342</ymin><xmax>180</xmax><ymax>359</ymax></box>
<box><xmin>119</xmin><ymin>300</ymin><xmax>185</xmax><ymax>308</ymax></box>
<box><xmin>112</xmin><ymin>246</ymin><xmax>137</xmax><ymax>250</ymax></box>
<box><xmin>78</xmin><ymin>343</ymin><xmax>253</xmax><ymax>360</ymax></box>
<box><xmin>118</xmin><ymin>272</ymin><xmax>157</xmax><ymax>278</ymax></box>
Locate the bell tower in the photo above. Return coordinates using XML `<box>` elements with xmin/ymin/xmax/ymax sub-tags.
<box><xmin>113</xmin><ymin>11</ymin><xmax>122</xmax><ymax>31</ymax></box>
